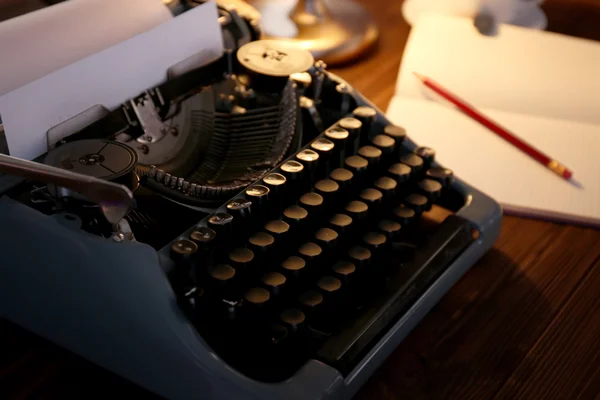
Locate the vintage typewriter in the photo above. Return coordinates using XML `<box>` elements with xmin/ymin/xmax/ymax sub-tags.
<box><xmin>0</xmin><ymin>2</ymin><xmax>502</xmax><ymax>399</ymax></box>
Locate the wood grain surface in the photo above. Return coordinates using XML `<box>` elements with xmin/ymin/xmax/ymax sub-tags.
<box><xmin>2</xmin><ymin>0</ymin><xmax>600</xmax><ymax>399</ymax></box>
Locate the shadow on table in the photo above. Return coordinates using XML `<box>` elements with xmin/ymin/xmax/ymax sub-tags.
<box><xmin>355</xmin><ymin>247</ymin><xmax>553</xmax><ymax>400</ymax></box>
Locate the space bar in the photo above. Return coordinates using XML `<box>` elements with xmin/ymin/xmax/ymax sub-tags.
<box><xmin>315</xmin><ymin>214</ymin><xmax>476</xmax><ymax>375</ymax></box>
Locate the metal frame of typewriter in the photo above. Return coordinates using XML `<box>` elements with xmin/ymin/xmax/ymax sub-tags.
<box><xmin>0</xmin><ymin>3</ymin><xmax>503</xmax><ymax>400</ymax></box>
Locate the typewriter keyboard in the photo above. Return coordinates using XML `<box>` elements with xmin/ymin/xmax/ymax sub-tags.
<box><xmin>163</xmin><ymin>110</ymin><xmax>477</xmax><ymax>381</ymax></box>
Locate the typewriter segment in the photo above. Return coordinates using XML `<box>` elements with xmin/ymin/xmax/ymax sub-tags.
<box><xmin>1</xmin><ymin>37</ymin><xmax>486</xmax><ymax>389</ymax></box>
<box><xmin>158</xmin><ymin>83</ymin><xmax>478</xmax><ymax>380</ymax></box>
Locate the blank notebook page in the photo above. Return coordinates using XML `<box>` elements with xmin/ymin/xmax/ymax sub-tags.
<box><xmin>387</xmin><ymin>97</ymin><xmax>600</xmax><ymax>226</ymax></box>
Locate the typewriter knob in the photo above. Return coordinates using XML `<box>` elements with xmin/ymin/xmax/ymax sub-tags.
<box><xmin>237</xmin><ymin>40</ymin><xmax>315</xmax><ymax>92</ymax></box>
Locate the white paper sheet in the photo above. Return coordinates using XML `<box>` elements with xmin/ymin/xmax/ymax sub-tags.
<box><xmin>388</xmin><ymin>96</ymin><xmax>600</xmax><ymax>226</ymax></box>
<box><xmin>0</xmin><ymin>1</ymin><xmax>224</xmax><ymax>161</ymax></box>
<box><xmin>395</xmin><ymin>14</ymin><xmax>600</xmax><ymax>126</ymax></box>
<box><xmin>0</xmin><ymin>0</ymin><xmax>173</xmax><ymax>96</ymax></box>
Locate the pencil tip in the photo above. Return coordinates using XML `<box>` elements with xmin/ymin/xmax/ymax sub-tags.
<box><xmin>413</xmin><ymin>72</ymin><xmax>426</xmax><ymax>81</ymax></box>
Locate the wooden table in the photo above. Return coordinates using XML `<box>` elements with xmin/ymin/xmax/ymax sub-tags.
<box><xmin>2</xmin><ymin>1</ymin><xmax>600</xmax><ymax>399</ymax></box>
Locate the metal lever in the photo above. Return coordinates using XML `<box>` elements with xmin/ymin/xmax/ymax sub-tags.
<box><xmin>0</xmin><ymin>154</ymin><xmax>133</xmax><ymax>225</ymax></box>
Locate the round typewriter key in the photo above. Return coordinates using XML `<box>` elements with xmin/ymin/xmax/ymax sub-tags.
<box><xmin>298</xmin><ymin>290</ymin><xmax>324</xmax><ymax>315</ymax></box>
<box><xmin>265</xmin><ymin>219</ymin><xmax>290</xmax><ymax>243</ymax></box>
<box><xmin>228</xmin><ymin>247</ymin><xmax>255</xmax><ymax>272</ymax></box>
<box><xmin>353</xmin><ymin>106</ymin><xmax>377</xmax><ymax>145</ymax></box>
<box><xmin>392</xmin><ymin>205</ymin><xmax>417</xmax><ymax>226</ymax></box>
<box><xmin>344</xmin><ymin>200</ymin><xmax>368</xmax><ymax>227</ymax></box>
<box><xmin>314</xmin><ymin>179</ymin><xmax>339</xmax><ymax>206</ymax></box>
<box><xmin>245</xmin><ymin>185</ymin><xmax>269</xmax><ymax>206</ymax></box>
<box><xmin>311</xmin><ymin>138</ymin><xmax>335</xmax><ymax>177</ymax></box>
<box><xmin>206</xmin><ymin>264</ymin><xmax>238</xmax><ymax>301</ymax></box>
<box><xmin>207</xmin><ymin>213</ymin><xmax>234</xmax><ymax>239</ymax></box>
<box><xmin>261</xmin><ymin>271</ymin><xmax>287</xmax><ymax>297</ymax></box>
<box><xmin>371</xmin><ymin>134</ymin><xmax>395</xmax><ymax>162</ymax></box>
<box><xmin>227</xmin><ymin>198</ymin><xmax>253</xmax><ymax>224</ymax></box>
<box><xmin>387</xmin><ymin>163</ymin><xmax>411</xmax><ymax>184</ymax></box>
<box><xmin>280</xmin><ymin>308</ymin><xmax>306</xmax><ymax>333</ymax></box>
<box><xmin>246</xmin><ymin>185</ymin><xmax>270</xmax><ymax>219</ymax></box>
<box><xmin>378</xmin><ymin>219</ymin><xmax>401</xmax><ymax>241</ymax></box>
<box><xmin>311</xmin><ymin>138</ymin><xmax>334</xmax><ymax>156</ymax></box>
<box><xmin>317</xmin><ymin>276</ymin><xmax>342</xmax><ymax>295</ymax></box>
<box><xmin>329</xmin><ymin>167</ymin><xmax>353</xmax><ymax>196</ymax></box>
<box><xmin>358</xmin><ymin>145</ymin><xmax>382</xmax><ymax>173</ymax></box>
<box><xmin>314</xmin><ymin>227</ymin><xmax>339</xmax><ymax>252</ymax></box>
<box><xmin>281</xmin><ymin>256</ymin><xmax>306</xmax><ymax>281</ymax></box>
<box><xmin>332</xmin><ymin>261</ymin><xmax>356</xmax><ymax>285</ymax></box>
<box><xmin>415</xmin><ymin>146</ymin><xmax>435</xmax><ymax>168</ymax></box>
<box><xmin>344</xmin><ymin>155</ymin><xmax>368</xmax><ymax>186</ymax></box>
<box><xmin>400</xmin><ymin>153</ymin><xmax>424</xmax><ymax>176</ymax></box>
<box><xmin>353</xmin><ymin>106</ymin><xmax>377</xmax><ymax>122</ymax></box>
<box><xmin>339</xmin><ymin>117</ymin><xmax>362</xmax><ymax>153</ymax></box>
<box><xmin>359</xmin><ymin>188</ymin><xmax>382</xmax><ymax>218</ymax></box>
<box><xmin>207</xmin><ymin>264</ymin><xmax>236</xmax><ymax>295</ymax></box>
<box><xmin>325</xmin><ymin>127</ymin><xmax>350</xmax><ymax>169</ymax></box>
<box><xmin>244</xmin><ymin>287</ymin><xmax>271</xmax><ymax>315</ymax></box>
<box><xmin>170</xmin><ymin>239</ymin><xmax>198</xmax><ymax>265</ymax></box>
<box><xmin>425</xmin><ymin>167</ymin><xmax>454</xmax><ymax>190</ymax></box>
<box><xmin>374</xmin><ymin>176</ymin><xmax>398</xmax><ymax>203</ymax></box>
<box><xmin>418</xmin><ymin>179</ymin><xmax>443</xmax><ymax>203</ymax></box>
<box><xmin>329</xmin><ymin>213</ymin><xmax>353</xmax><ymax>235</ymax></box>
<box><xmin>263</xmin><ymin>173</ymin><xmax>287</xmax><ymax>206</ymax></box>
<box><xmin>296</xmin><ymin>149</ymin><xmax>320</xmax><ymax>165</ymax></box>
<box><xmin>299</xmin><ymin>192</ymin><xmax>324</xmax><ymax>219</ymax></box>
<box><xmin>296</xmin><ymin>149</ymin><xmax>320</xmax><ymax>185</ymax></box>
<box><xmin>403</xmin><ymin>193</ymin><xmax>429</xmax><ymax>214</ymax></box>
<box><xmin>280</xmin><ymin>160</ymin><xmax>304</xmax><ymax>200</ymax></box>
<box><xmin>283</xmin><ymin>205</ymin><xmax>308</xmax><ymax>230</ymax></box>
<box><xmin>362</xmin><ymin>232</ymin><xmax>388</xmax><ymax>253</ymax></box>
<box><xmin>325</xmin><ymin>127</ymin><xmax>349</xmax><ymax>145</ymax></box>
<box><xmin>248</xmin><ymin>232</ymin><xmax>275</xmax><ymax>256</ymax></box>
<box><xmin>281</xmin><ymin>160</ymin><xmax>304</xmax><ymax>179</ymax></box>
<box><xmin>298</xmin><ymin>242</ymin><xmax>322</xmax><ymax>265</ymax></box>
<box><xmin>383</xmin><ymin>124</ymin><xmax>407</xmax><ymax>144</ymax></box>
<box><xmin>347</xmin><ymin>246</ymin><xmax>372</xmax><ymax>270</ymax></box>
<box><xmin>190</xmin><ymin>227</ymin><xmax>216</xmax><ymax>247</ymax></box>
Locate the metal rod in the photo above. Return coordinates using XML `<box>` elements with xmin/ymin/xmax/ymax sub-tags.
<box><xmin>0</xmin><ymin>154</ymin><xmax>133</xmax><ymax>225</ymax></box>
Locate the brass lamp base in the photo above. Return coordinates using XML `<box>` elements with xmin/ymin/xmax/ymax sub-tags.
<box><xmin>258</xmin><ymin>0</ymin><xmax>379</xmax><ymax>65</ymax></box>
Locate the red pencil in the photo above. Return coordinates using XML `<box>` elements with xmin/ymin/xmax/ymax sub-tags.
<box><xmin>413</xmin><ymin>72</ymin><xmax>573</xmax><ymax>181</ymax></box>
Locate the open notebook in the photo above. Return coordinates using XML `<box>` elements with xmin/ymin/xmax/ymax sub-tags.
<box><xmin>387</xmin><ymin>14</ymin><xmax>600</xmax><ymax>227</ymax></box>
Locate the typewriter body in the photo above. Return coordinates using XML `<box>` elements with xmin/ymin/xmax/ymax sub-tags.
<box><xmin>0</xmin><ymin>2</ymin><xmax>502</xmax><ymax>399</ymax></box>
